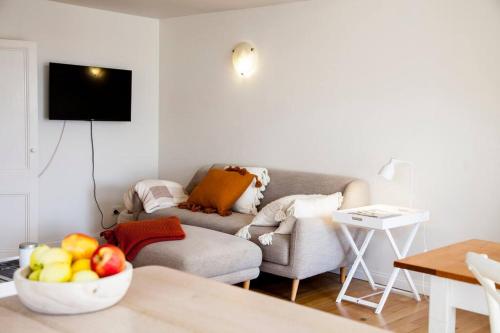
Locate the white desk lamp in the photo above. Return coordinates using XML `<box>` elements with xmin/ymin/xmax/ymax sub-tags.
<box><xmin>378</xmin><ymin>157</ymin><xmax>428</xmax><ymax>295</ymax></box>
<box><xmin>378</xmin><ymin>158</ymin><xmax>414</xmax><ymax>208</ymax></box>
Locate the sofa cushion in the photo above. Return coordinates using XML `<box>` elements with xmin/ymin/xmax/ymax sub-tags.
<box><xmin>138</xmin><ymin>207</ymin><xmax>252</xmax><ymax>235</ymax></box>
<box><xmin>135</xmin><ymin>208</ymin><xmax>290</xmax><ymax>266</ymax></box>
<box><xmin>249</xmin><ymin>226</ymin><xmax>290</xmax><ymax>266</ymax></box>
<box><xmin>132</xmin><ymin>225</ymin><xmax>262</xmax><ymax>279</ymax></box>
<box><xmin>183</xmin><ymin>168</ymin><xmax>255</xmax><ymax>216</ymax></box>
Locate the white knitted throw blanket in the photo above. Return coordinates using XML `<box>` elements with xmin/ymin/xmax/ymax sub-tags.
<box><xmin>235</xmin><ymin>193</ymin><xmax>343</xmax><ymax>246</ymax></box>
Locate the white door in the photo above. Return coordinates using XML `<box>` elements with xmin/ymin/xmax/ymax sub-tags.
<box><xmin>0</xmin><ymin>39</ymin><xmax>38</xmax><ymax>259</ymax></box>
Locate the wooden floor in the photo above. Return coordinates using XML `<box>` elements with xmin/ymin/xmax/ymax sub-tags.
<box><xmin>250</xmin><ymin>272</ymin><xmax>490</xmax><ymax>332</ymax></box>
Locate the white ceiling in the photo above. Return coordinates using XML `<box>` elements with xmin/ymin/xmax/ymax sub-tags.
<box><xmin>51</xmin><ymin>0</ymin><xmax>304</xmax><ymax>18</ymax></box>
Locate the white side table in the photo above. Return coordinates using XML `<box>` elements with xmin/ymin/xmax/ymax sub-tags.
<box><xmin>332</xmin><ymin>204</ymin><xmax>430</xmax><ymax>314</ymax></box>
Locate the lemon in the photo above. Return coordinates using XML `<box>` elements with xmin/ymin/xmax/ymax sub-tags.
<box><xmin>71</xmin><ymin>258</ymin><xmax>91</xmax><ymax>273</ymax></box>
<box><xmin>71</xmin><ymin>270</ymin><xmax>99</xmax><ymax>282</ymax></box>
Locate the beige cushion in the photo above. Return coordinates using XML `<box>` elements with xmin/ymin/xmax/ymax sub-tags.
<box><xmin>229</xmin><ymin>166</ymin><xmax>270</xmax><ymax>215</ymax></box>
<box><xmin>274</xmin><ymin>192</ymin><xmax>343</xmax><ymax>236</ymax></box>
<box><xmin>133</xmin><ymin>180</ymin><xmax>188</xmax><ymax>213</ymax></box>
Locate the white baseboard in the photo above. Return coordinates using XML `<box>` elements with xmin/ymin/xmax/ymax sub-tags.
<box><xmin>334</xmin><ymin>267</ymin><xmax>430</xmax><ymax>296</ymax></box>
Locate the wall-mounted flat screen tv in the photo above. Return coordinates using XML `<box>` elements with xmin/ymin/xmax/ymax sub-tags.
<box><xmin>49</xmin><ymin>62</ymin><xmax>132</xmax><ymax>121</ymax></box>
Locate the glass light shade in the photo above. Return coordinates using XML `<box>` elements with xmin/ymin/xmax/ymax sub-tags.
<box><xmin>232</xmin><ymin>42</ymin><xmax>258</xmax><ymax>77</ymax></box>
<box><xmin>88</xmin><ymin>67</ymin><xmax>103</xmax><ymax>78</ymax></box>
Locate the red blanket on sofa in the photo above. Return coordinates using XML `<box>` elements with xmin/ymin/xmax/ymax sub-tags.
<box><xmin>101</xmin><ymin>216</ymin><xmax>185</xmax><ymax>261</ymax></box>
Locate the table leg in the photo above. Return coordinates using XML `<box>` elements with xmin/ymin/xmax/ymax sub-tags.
<box><xmin>375</xmin><ymin>225</ymin><xmax>421</xmax><ymax>313</ymax></box>
<box><xmin>340</xmin><ymin>225</ymin><xmax>377</xmax><ymax>290</ymax></box>
<box><xmin>429</xmin><ymin>276</ymin><xmax>456</xmax><ymax>333</ymax></box>
<box><xmin>336</xmin><ymin>228</ymin><xmax>375</xmax><ymax>303</ymax></box>
<box><xmin>375</xmin><ymin>267</ymin><xmax>401</xmax><ymax>314</ymax></box>
<box><xmin>385</xmin><ymin>225</ymin><xmax>422</xmax><ymax>300</ymax></box>
<box><xmin>399</xmin><ymin>224</ymin><xmax>421</xmax><ymax>301</ymax></box>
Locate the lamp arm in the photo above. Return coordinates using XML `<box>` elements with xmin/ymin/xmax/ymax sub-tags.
<box><xmin>391</xmin><ymin>158</ymin><xmax>413</xmax><ymax>167</ymax></box>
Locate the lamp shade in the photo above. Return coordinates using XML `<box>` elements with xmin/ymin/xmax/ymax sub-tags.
<box><xmin>378</xmin><ymin>159</ymin><xmax>395</xmax><ymax>180</ymax></box>
<box><xmin>232</xmin><ymin>42</ymin><xmax>258</xmax><ymax>77</ymax></box>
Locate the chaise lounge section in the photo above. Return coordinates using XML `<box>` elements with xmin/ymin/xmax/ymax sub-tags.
<box><xmin>132</xmin><ymin>224</ymin><xmax>262</xmax><ymax>287</ymax></box>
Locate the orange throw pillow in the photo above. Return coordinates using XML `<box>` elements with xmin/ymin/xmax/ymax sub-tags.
<box><xmin>179</xmin><ymin>168</ymin><xmax>254</xmax><ymax>216</ymax></box>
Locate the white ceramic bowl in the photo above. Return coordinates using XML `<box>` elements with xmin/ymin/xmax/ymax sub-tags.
<box><xmin>14</xmin><ymin>262</ymin><xmax>133</xmax><ymax>315</ymax></box>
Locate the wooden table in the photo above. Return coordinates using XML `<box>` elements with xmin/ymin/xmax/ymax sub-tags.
<box><xmin>395</xmin><ymin>239</ymin><xmax>500</xmax><ymax>333</ymax></box>
<box><xmin>0</xmin><ymin>266</ymin><xmax>385</xmax><ymax>333</ymax></box>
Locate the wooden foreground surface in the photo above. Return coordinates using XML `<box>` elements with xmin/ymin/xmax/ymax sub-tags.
<box><xmin>0</xmin><ymin>266</ymin><xmax>385</xmax><ymax>333</ymax></box>
<box><xmin>395</xmin><ymin>239</ymin><xmax>500</xmax><ymax>286</ymax></box>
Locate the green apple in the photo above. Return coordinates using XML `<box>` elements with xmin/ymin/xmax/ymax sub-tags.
<box><xmin>28</xmin><ymin>269</ymin><xmax>41</xmax><ymax>281</ymax></box>
<box><xmin>30</xmin><ymin>244</ymin><xmax>50</xmax><ymax>271</ymax></box>
<box><xmin>39</xmin><ymin>248</ymin><xmax>72</xmax><ymax>266</ymax></box>
<box><xmin>39</xmin><ymin>263</ymin><xmax>72</xmax><ymax>283</ymax></box>
<box><xmin>71</xmin><ymin>270</ymin><xmax>99</xmax><ymax>282</ymax></box>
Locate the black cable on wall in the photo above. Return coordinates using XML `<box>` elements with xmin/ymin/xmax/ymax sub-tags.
<box><xmin>90</xmin><ymin>120</ymin><xmax>116</xmax><ymax>230</ymax></box>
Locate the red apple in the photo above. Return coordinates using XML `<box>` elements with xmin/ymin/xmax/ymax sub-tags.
<box><xmin>90</xmin><ymin>244</ymin><xmax>126</xmax><ymax>277</ymax></box>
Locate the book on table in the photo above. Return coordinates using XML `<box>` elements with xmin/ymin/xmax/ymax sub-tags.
<box><xmin>348</xmin><ymin>209</ymin><xmax>401</xmax><ymax>219</ymax></box>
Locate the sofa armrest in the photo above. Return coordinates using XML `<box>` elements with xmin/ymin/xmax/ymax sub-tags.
<box><xmin>289</xmin><ymin>217</ymin><xmax>347</xmax><ymax>280</ymax></box>
<box><xmin>287</xmin><ymin>179</ymin><xmax>370</xmax><ymax>280</ymax></box>
<box><xmin>341</xmin><ymin>179</ymin><xmax>370</xmax><ymax>209</ymax></box>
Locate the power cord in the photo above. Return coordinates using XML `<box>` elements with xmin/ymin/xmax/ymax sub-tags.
<box><xmin>38</xmin><ymin>121</ymin><xmax>67</xmax><ymax>177</ymax></box>
<box><xmin>89</xmin><ymin>120</ymin><xmax>116</xmax><ymax>230</ymax></box>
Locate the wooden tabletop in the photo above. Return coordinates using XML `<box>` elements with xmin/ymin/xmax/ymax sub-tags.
<box><xmin>395</xmin><ymin>239</ymin><xmax>500</xmax><ymax>286</ymax></box>
<box><xmin>0</xmin><ymin>266</ymin><xmax>385</xmax><ymax>333</ymax></box>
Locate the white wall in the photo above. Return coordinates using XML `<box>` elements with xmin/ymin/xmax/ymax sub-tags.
<box><xmin>0</xmin><ymin>0</ymin><xmax>159</xmax><ymax>242</ymax></box>
<box><xmin>159</xmin><ymin>0</ymin><xmax>500</xmax><ymax>289</ymax></box>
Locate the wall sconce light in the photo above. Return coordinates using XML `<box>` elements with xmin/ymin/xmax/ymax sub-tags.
<box><xmin>232</xmin><ymin>42</ymin><xmax>258</xmax><ymax>77</ymax></box>
<box><xmin>88</xmin><ymin>67</ymin><xmax>103</xmax><ymax>78</ymax></box>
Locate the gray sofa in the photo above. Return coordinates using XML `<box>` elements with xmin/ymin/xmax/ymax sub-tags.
<box><xmin>119</xmin><ymin>164</ymin><xmax>370</xmax><ymax>301</ymax></box>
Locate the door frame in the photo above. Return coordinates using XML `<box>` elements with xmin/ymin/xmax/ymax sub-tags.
<box><xmin>0</xmin><ymin>39</ymin><xmax>38</xmax><ymax>256</ymax></box>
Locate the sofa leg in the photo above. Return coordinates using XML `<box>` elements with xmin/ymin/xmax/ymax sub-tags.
<box><xmin>291</xmin><ymin>279</ymin><xmax>300</xmax><ymax>302</ymax></box>
<box><xmin>340</xmin><ymin>266</ymin><xmax>347</xmax><ymax>284</ymax></box>
<box><xmin>243</xmin><ymin>280</ymin><xmax>250</xmax><ymax>290</ymax></box>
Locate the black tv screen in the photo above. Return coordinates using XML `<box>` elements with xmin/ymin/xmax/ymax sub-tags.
<box><xmin>49</xmin><ymin>62</ymin><xmax>132</xmax><ymax>121</ymax></box>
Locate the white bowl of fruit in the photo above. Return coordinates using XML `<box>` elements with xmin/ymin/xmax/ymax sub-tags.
<box><xmin>14</xmin><ymin>233</ymin><xmax>133</xmax><ymax>315</ymax></box>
